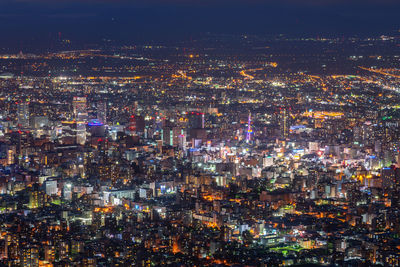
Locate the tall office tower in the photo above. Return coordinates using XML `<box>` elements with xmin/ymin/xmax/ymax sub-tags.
<box><xmin>188</xmin><ymin>112</ymin><xmax>205</xmax><ymax>129</ymax></box>
<box><xmin>127</xmin><ymin>115</ymin><xmax>137</xmax><ymax>136</ymax></box>
<box><xmin>97</xmin><ymin>101</ymin><xmax>107</xmax><ymax>124</ymax></box>
<box><xmin>73</xmin><ymin>96</ymin><xmax>87</xmax><ymax>119</ymax></box>
<box><xmin>162</xmin><ymin>120</ymin><xmax>184</xmax><ymax>147</ymax></box>
<box><xmin>280</xmin><ymin>108</ymin><xmax>289</xmax><ymax>139</ymax></box>
<box><xmin>162</xmin><ymin>126</ymin><xmax>184</xmax><ymax>147</ymax></box>
<box><xmin>73</xmin><ymin>96</ymin><xmax>88</xmax><ymax>145</ymax></box>
<box><xmin>17</xmin><ymin>100</ymin><xmax>30</xmax><ymax>127</ymax></box>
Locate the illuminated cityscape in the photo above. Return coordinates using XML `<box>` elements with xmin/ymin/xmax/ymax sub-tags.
<box><xmin>0</xmin><ymin>0</ymin><xmax>400</xmax><ymax>266</ymax></box>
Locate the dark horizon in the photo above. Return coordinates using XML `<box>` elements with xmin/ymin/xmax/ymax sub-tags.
<box><xmin>1</xmin><ymin>0</ymin><xmax>400</xmax><ymax>49</ymax></box>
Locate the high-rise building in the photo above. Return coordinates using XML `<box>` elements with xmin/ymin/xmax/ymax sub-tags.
<box><xmin>21</xmin><ymin>246</ymin><xmax>39</xmax><ymax>267</ymax></box>
<box><xmin>17</xmin><ymin>100</ymin><xmax>30</xmax><ymax>127</ymax></box>
<box><xmin>44</xmin><ymin>180</ymin><xmax>58</xmax><ymax>196</ymax></box>
<box><xmin>97</xmin><ymin>101</ymin><xmax>107</xmax><ymax>124</ymax></box>
<box><xmin>127</xmin><ymin>115</ymin><xmax>137</xmax><ymax>136</ymax></box>
<box><xmin>280</xmin><ymin>108</ymin><xmax>289</xmax><ymax>139</ymax></box>
<box><xmin>63</xmin><ymin>183</ymin><xmax>72</xmax><ymax>200</ymax></box>
<box><xmin>29</xmin><ymin>189</ymin><xmax>45</xmax><ymax>209</ymax></box>
<box><xmin>44</xmin><ymin>245</ymin><xmax>56</xmax><ymax>263</ymax></box>
<box><xmin>188</xmin><ymin>112</ymin><xmax>205</xmax><ymax>129</ymax></box>
<box><xmin>162</xmin><ymin>124</ymin><xmax>185</xmax><ymax>147</ymax></box>
<box><xmin>73</xmin><ymin>97</ymin><xmax>88</xmax><ymax>145</ymax></box>
<box><xmin>73</xmin><ymin>96</ymin><xmax>87</xmax><ymax>119</ymax></box>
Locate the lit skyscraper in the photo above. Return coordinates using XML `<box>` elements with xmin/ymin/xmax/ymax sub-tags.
<box><xmin>97</xmin><ymin>101</ymin><xmax>107</xmax><ymax>124</ymax></box>
<box><xmin>127</xmin><ymin>115</ymin><xmax>137</xmax><ymax>136</ymax></box>
<box><xmin>73</xmin><ymin>96</ymin><xmax>88</xmax><ymax>145</ymax></box>
<box><xmin>17</xmin><ymin>100</ymin><xmax>30</xmax><ymax>127</ymax></box>
<box><xmin>73</xmin><ymin>96</ymin><xmax>87</xmax><ymax>120</ymax></box>
<box><xmin>280</xmin><ymin>108</ymin><xmax>289</xmax><ymax>139</ymax></box>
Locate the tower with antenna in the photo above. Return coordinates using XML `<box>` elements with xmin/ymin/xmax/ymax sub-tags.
<box><xmin>246</xmin><ymin>112</ymin><xmax>252</xmax><ymax>143</ymax></box>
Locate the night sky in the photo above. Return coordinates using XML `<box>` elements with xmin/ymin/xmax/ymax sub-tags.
<box><xmin>1</xmin><ymin>0</ymin><xmax>400</xmax><ymax>47</ymax></box>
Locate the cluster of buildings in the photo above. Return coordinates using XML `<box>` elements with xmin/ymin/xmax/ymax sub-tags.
<box><xmin>0</xmin><ymin>35</ymin><xmax>399</xmax><ymax>266</ymax></box>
